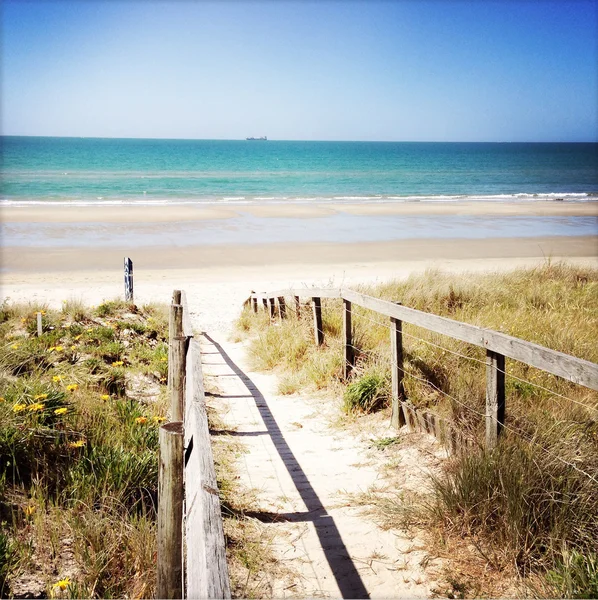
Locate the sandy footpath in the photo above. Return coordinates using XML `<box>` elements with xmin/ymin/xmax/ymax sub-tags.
<box><xmin>201</xmin><ymin>331</ymin><xmax>444</xmax><ymax>598</ymax></box>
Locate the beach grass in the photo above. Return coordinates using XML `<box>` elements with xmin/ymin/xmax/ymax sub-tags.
<box><xmin>0</xmin><ymin>298</ymin><xmax>170</xmax><ymax>598</ymax></box>
<box><xmin>234</xmin><ymin>261</ymin><xmax>598</xmax><ymax>597</ymax></box>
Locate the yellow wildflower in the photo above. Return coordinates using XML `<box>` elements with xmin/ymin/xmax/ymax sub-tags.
<box><xmin>24</xmin><ymin>505</ymin><xmax>36</xmax><ymax>517</ymax></box>
<box><xmin>21</xmin><ymin>317</ymin><xmax>26</xmax><ymax>323</ymax></box>
<box><xmin>54</xmin><ymin>407</ymin><xmax>68</xmax><ymax>415</ymax></box>
<box><xmin>13</xmin><ymin>404</ymin><xmax>27</xmax><ymax>413</ymax></box>
<box><xmin>70</xmin><ymin>345</ymin><xmax>76</xmax><ymax>351</ymax></box>
<box><xmin>28</xmin><ymin>403</ymin><xmax>45</xmax><ymax>412</ymax></box>
<box><xmin>53</xmin><ymin>578</ymin><xmax>71</xmax><ymax>591</ymax></box>
<box><xmin>135</xmin><ymin>416</ymin><xmax>148</xmax><ymax>424</ymax></box>
<box><xmin>10</xmin><ymin>344</ymin><xmax>18</xmax><ymax>350</ymax></box>
<box><xmin>160</xmin><ymin>357</ymin><xmax>167</xmax><ymax>362</ymax></box>
<box><xmin>152</xmin><ymin>416</ymin><xmax>166</xmax><ymax>424</ymax></box>
<box><xmin>55</xmin><ymin>345</ymin><xmax>64</xmax><ymax>352</ymax></box>
<box><xmin>52</xmin><ymin>375</ymin><xmax>62</xmax><ymax>382</ymax></box>
<box><xmin>68</xmin><ymin>440</ymin><xmax>85</xmax><ymax>448</ymax></box>
<box><xmin>74</xmin><ymin>334</ymin><xmax>82</xmax><ymax>341</ymax></box>
<box><xmin>100</xmin><ymin>394</ymin><xmax>111</xmax><ymax>401</ymax></box>
<box><xmin>112</xmin><ymin>360</ymin><xmax>124</xmax><ymax>367</ymax></box>
<box><xmin>41</xmin><ymin>310</ymin><xmax>46</xmax><ymax>315</ymax></box>
<box><xmin>0</xmin><ymin>397</ymin><xmax>5</xmax><ymax>403</ymax></box>
<box><xmin>48</xmin><ymin>346</ymin><xmax>56</xmax><ymax>352</ymax></box>
<box><xmin>34</xmin><ymin>393</ymin><xmax>48</xmax><ymax>400</ymax></box>
<box><xmin>66</xmin><ymin>384</ymin><xmax>78</xmax><ymax>392</ymax></box>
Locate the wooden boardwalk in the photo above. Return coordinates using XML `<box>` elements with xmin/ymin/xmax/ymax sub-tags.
<box><xmin>200</xmin><ymin>331</ymin><xmax>440</xmax><ymax>599</ymax></box>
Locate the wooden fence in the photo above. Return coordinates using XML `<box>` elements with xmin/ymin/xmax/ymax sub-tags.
<box><xmin>248</xmin><ymin>288</ymin><xmax>598</xmax><ymax>450</ymax></box>
<box><xmin>157</xmin><ymin>290</ymin><xmax>231</xmax><ymax>599</ymax></box>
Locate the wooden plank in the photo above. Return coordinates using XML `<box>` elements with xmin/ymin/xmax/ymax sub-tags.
<box><xmin>185</xmin><ymin>340</ymin><xmax>231</xmax><ymax>599</ymax></box>
<box><xmin>268</xmin><ymin>297</ymin><xmax>276</xmax><ymax>319</ymax></box>
<box><xmin>340</xmin><ymin>288</ymin><xmax>598</xmax><ymax>391</ymax></box>
<box><xmin>169</xmin><ymin>304</ymin><xmax>186</xmax><ymax>422</ymax></box>
<box><xmin>343</xmin><ymin>300</ymin><xmax>354</xmax><ymax>380</ymax></box>
<box><xmin>480</xmin><ymin>330</ymin><xmax>598</xmax><ymax>390</ymax></box>
<box><xmin>262</xmin><ymin>297</ymin><xmax>268</xmax><ymax>312</ymax></box>
<box><xmin>36</xmin><ymin>312</ymin><xmax>43</xmax><ymax>336</ymax></box>
<box><xmin>294</xmin><ymin>295</ymin><xmax>301</xmax><ymax>319</ymax></box>
<box><xmin>157</xmin><ymin>421</ymin><xmax>184</xmax><ymax>600</ymax></box>
<box><xmin>486</xmin><ymin>350</ymin><xmax>506</xmax><ymax>449</ymax></box>
<box><xmin>390</xmin><ymin>316</ymin><xmax>406</xmax><ymax>428</ymax></box>
<box><xmin>179</xmin><ymin>290</ymin><xmax>194</xmax><ymax>338</ymax></box>
<box><xmin>252</xmin><ymin>296</ymin><xmax>258</xmax><ymax>313</ymax></box>
<box><xmin>404</xmin><ymin>403</ymin><xmax>417</xmax><ymax>432</ymax></box>
<box><xmin>278</xmin><ymin>296</ymin><xmax>287</xmax><ymax>319</ymax></box>
<box><xmin>312</xmin><ymin>297</ymin><xmax>324</xmax><ymax>346</ymax></box>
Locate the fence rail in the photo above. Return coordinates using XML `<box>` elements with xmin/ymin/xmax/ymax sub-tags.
<box><xmin>248</xmin><ymin>287</ymin><xmax>598</xmax><ymax>450</ymax></box>
<box><xmin>157</xmin><ymin>290</ymin><xmax>231</xmax><ymax>599</ymax></box>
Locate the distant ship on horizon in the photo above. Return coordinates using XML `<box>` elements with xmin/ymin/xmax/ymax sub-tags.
<box><xmin>246</xmin><ymin>136</ymin><xmax>267</xmax><ymax>140</ymax></box>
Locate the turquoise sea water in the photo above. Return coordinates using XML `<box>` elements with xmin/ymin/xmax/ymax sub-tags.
<box><xmin>1</xmin><ymin>137</ymin><xmax>597</xmax><ymax>205</ymax></box>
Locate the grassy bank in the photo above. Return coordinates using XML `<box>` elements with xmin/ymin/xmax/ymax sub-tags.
<box><xmin>0</xmin><ymin>298</ymin><xmax>169</xmax><ymax>598</ymax></box>
<box><xmin>235</xmin><ymin>262</ymin><xmax>598</xmax><ymax>597</ymax></box>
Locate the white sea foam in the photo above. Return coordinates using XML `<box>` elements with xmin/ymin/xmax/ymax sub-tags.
<box><xmin>0</xmin><ymin>191</ymin><xmax>595</xmax><ymax>208</ymax></box>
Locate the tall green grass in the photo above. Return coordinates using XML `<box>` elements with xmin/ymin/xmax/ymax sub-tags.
<box><xmin>0</xmin><ymin>298</ymin><xmax>169</xmax><ymax>598</ymax></box>
<box><xmin>235</xmin><ymin>262</ymin><xmax>598</xmax><ymax>596</ymax></box>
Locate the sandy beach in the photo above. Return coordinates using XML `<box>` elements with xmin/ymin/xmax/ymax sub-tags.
<box><xmin>2</xmin><ymin>233</ymin><xmax>596</xmax><ymax>333</ymax></box>
<box><xmin>2</xmin><ymin>200</ymin><xmax>597</xmax><ymax>223</ymax></box>
<box><xmin>2</xmin><ymin>201</ymin><xmax>596</xmax><ymax>333</ymax></box>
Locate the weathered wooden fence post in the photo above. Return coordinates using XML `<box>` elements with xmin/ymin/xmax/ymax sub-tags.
<box><xmin>485</xmin><ymin>349</ymin><xmax>505</xmax><ymax>449</ymax></box>
<box><xmin>343</xmin><ymin>300</ymin><xmax>354</xmax><ymax>379</ymax></box>
<box><xmin>278</xmin><ymin>296</ymin><xmax>286</xmax><ymax>320</ymax></box>
<box><xmin>157</xmin><ymin>421</ymin><xmax>184</xmax><ymax>599</ymax></box>
<box><xmin>169</xmin><ymin>299</ymin><xmax>186</xmax><ymax>422</ymax></box>
<box><xmin>124</xmin><ymin>257</ymin><xmax>134</xmax><ymax>302</ymax></box>
<box><xmin>390</xmin><ymin>315</ymin><xmax>406</xmax><ymax>428</ymax></box>
<box><xmin>251</xmin><ymin>295</ymin><xmax>258</xmax><ymax>313</ymax></box>
<box><xmin>294</xmin><ymin>295</ymin><xmax>301</xmax><ymax>319</ymax></box>
<box><xmin>262</xmin><ymin>296</ymin><xmax>268</xmax><ymax>312</ymax></box>
<box><xmin>312</xmin><ymin>297</ymin><xmax>324</xmax><ymax>346</ymax></box>
<box><xmin>268</xmin><ymin>297</ymin><xmax>276</xmax><ymax>320</ymax></box>
<box><xmin>36</xmin><ymin>312</ymin><xmax>43</xmax><ymax>336</ymax></box>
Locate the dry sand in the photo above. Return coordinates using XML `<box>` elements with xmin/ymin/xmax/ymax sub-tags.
<box><xmin>2</xmin><ymin>236</ymin><xmax>597</xmax><ymax>332</ymax></box>
<box><xmin>2</xmin><ymin>200</ymin><xmax>597</xmax><ymax>223</ymax></box>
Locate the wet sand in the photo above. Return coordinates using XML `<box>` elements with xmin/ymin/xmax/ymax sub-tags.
<box><xmin>2</xmin><ymin>236</ymin><xmax>597</xmax><ymax>273</ymax></box>
<box><xmin>2</xmin><ymin>200</ymin><xmax>597</xmax><ymax>223</ymax></box>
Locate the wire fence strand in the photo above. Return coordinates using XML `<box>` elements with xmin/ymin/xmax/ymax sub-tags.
<box><xmin>261</xmin><ymin>295</ymin><xmax>598</xmax><ymax>484</ymax></box>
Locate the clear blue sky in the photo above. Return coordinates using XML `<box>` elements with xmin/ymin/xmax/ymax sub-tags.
<box><xmin>1</xmin><ymin>0</ymin><xmax>597</xmax><ymax>141</ymax></box>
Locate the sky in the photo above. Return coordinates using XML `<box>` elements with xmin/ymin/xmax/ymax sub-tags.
<box><xmin>1</xmin><ymin>0</ymin><xmax>597</xmax><ymax>142</ymax></box>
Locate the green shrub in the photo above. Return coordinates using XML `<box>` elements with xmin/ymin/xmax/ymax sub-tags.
<box><xmin>343</xmin><ymin>371</ymin><xmax>389</xmax><ymax>413</ymax></box>
<box><xmin>547</xmin><ymin>549</ymin><xmax>598</xmax><ymax>599</ymax></box>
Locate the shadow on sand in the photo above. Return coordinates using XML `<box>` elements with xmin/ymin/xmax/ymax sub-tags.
<box><xmin>202</xmin><ymin>333</ymin><xmax>370</xmax><ymax>599</ymax></box>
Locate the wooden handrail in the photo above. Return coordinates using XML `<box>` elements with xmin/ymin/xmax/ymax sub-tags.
<box><xmin>250</xmin><ymin>288</ymin><xmax>598</xmax><ymax>391</ymax></box>
<box><xmin>250</xmin><ymin>286</ymin><xmax>598</xmax><ymax>450</ymax></box>
<box><xmin>159</xmin><ymin>290</ymin><xmax>231</xmax><ymax>599</ymax></box>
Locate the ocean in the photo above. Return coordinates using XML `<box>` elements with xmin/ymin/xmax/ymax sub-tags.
<box><xmin>1</xmin><ymin>137</ymin><xmax>597</xmax><ymax>205</ymax></box>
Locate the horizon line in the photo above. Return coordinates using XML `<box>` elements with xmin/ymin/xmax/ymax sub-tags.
<box><xmin>2</xmin><ymin>134</ymin><xmax>597</xmax><ymax>143</ymax></box>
